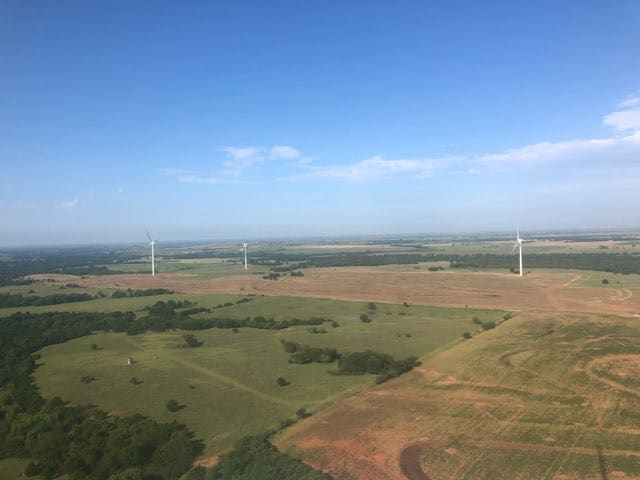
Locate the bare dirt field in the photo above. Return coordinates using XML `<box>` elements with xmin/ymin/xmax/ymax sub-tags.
<box><xmin>275</xmin><ymin>311</ymin><xmax>640</xmax><ymax>479</ymax></box>
<box><xmin>35</xmin><ymin>267</ymin><xmax>640</xmax><ymax>315</ymax></box>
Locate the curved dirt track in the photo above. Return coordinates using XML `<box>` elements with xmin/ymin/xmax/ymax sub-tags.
<box><xmin>399</xmin><ymin>443</ymin><xmax>431</xmax><ymax>480</ymax></box>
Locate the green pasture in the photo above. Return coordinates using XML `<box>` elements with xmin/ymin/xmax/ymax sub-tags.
<box><xmin>0</xmin><ymin>458</ymin><xmax>41</xmax><ymax>480</ymax></box>
<box><xmin>33</xmin><ymin>297</ymin><xmax>504</xmax><ymax>455</ymax></box>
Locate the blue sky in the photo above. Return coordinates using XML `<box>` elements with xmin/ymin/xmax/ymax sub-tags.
<box><xmin>1</xmin><ymin>1</ymin><xmax>640</xmax><ymax>245</ymax></box>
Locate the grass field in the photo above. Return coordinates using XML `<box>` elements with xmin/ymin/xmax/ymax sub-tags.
<box><xmin>277</xmin><ymin>310</ymin><xmax>640</xmax><ymax>479</ymax></box>
<box><xmin>0</xmin><ymin>458</ymin><xmax>42</xmax><ymax>480</ymax></box>
<box><xmin>33</xmin><ymin>296</ymin><xmax>503</xmax><ymax>456</ymax></box>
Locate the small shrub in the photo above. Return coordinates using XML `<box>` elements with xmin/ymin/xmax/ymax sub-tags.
<box><xmin>602</xmin><ymin>279</ymin><xmax>609</xmax><ymax>285</ymax></box>
<box><xmin>182</xmin><ymin>334</ymin><xmax>203</xmax><ymax>348</ymax></box>
<box><xmin>481</xmin><ymin>321</ymin><xmax>496</xmax><ymax>331</ymax></box>
<box><xmin>130</xmin><ymin>377</ymin><xmax>142</xmax><ymax>385</ymax></box>
<box><xmin>80</xmin><ymin>375</ymin><xmax>96</xmax><ymax>384</ymax></box>
<box><xmin>331</xmin><ymin>320</ymin><xmax>339</xmax><ymax>328</ymax></box>
<box><xmin>367</xmin><ymin>302</ymin><xmax>377</xmax><ymax>310</ymax></box>
<box><xmin>90</xmin><ymin>343</ymin><xmax>98</xmax><ymax>350</ymax></box>
<box><xmin>360</xmin><ymin>313</ymin><xmax>371</xmax><ymax>323</ymax></box>
<box><xmin>472</xmin><ymin>316</ymin><xmax>482</xmax><ymax>324</ymax></box>
<box><xmin>462</xmin><ymin>332</ymin><xmax>472</xmax><ymax>339</ymax></box>
<box><xmin>166</xmin><ymin>399</ymin><xmax>180</xmax><ymax>412</ymax></box>
<box><xmin>296</xmin><ymin>408</ymin><xmax>311</xmax><ymax>419</ymax></box>
<box><xmin>276</xmin><ymin>377</ymin><xmax>290</xmax><ymax>386</ymax></box>
<box><xmin>403</xmin><ymin>302</ymin><xmax>410</xmax><ymax>307</ymax></box>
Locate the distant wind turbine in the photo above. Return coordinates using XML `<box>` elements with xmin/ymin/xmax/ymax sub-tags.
<box><xmin>145</xmin><ymin>229</ymin><xmax>158</xmax><ymax>277</ymax></box>
<box><xmin>513</xmin><ymin>228</ymin><xmax>523</xmax><ymax>277</ymax></box>
<box><xmin>242</xmin><ymin>242</ymin><xmax>248</xmax><ymax>270</ymax></box>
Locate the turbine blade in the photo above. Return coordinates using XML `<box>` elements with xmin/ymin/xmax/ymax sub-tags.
<box><xmin>145</xmin><ymin>229</ymin><xmax>152</xmax><ymax>242</ymax></box>
<box><xmin>512</xmin><ymin>242</ymin><xmax>519</xmax><ymax>252</ymax></box>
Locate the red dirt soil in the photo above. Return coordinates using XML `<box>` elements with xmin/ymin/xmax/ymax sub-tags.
<box><xmin>33</xmin><ymin>268</ymin><xmax>640</xmax><ymax>315</ymax></box>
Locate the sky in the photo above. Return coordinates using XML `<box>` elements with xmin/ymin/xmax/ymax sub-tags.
<box><xmin>1</xmin><ymin>1</ymin><xmax>640</xmax><ymax>246</ymax></box>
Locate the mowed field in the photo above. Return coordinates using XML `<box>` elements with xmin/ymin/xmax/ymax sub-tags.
<box><xmin>32</xmin><ymin>295</ymin><xmax>503</xmax><ymax>456</ymax></box>
<box><xmin>41</xmin><ymin>265</ymin><xmax>640</xmax><ymax>315</ymax></box>
<box><xmin>276</xmin><ymin>311</ymin><xmax>640</xmax><ymax>479</ymax></box>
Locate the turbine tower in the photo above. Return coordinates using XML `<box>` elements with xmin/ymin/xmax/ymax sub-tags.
<box><xmin>513</xmin><ymin>228</ymin><xmax>523</xmax><ymax>277</ymax></box>
<box><xmin>145</xmin><ymin>229</ymin><xmax>158</xmax><ymax>277</ymax></box>
<box><xmin>243</xmin><ymin>243</ymin><xmax>248</xmax><ymax>270</ymax></box>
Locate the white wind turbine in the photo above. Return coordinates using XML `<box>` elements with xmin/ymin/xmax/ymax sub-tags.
<box><xmin>242</xmin><ymin>242</ymin><xmax>248</xmax><ymax>270</ymax></box>
<box><xmin>513</xmin><ymin>228</ymin><xmax>523</xmax><ymax>277</ymax></box>
<box><xmin>145</xmin><ymin>229</ymin><xmax>158</xmax><ymax>277</ymax></box>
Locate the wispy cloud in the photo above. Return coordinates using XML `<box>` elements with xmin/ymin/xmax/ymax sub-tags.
<box><xmin>58</xmin><ymin>198</ymin><xmax>78</xmax><ymax>209</ymax></box>
<box><xmin>617</xmin><ymin>92</ymin><xmax>640</xmax><ymax>109</ymax></box>
<box><xmin>175</xmin><ymin>175</ymin><xmax>256</xmax><ymax>185</ymax></box>
<box><xmin>160</xmin><ymin>92</ymin><xmax>640</xmax><ymax>184</ymax></box>
<box><xmin>283</xmin><ymin>155</ymin><xmax>443</xmax><ymax>181</ymax></box>
<box><xmin>220</xmin><ymin>145</ymin><xmax>305</xmax><ymax>176</ymax></box>
<box><xmin>604</xmin><ymin>92</ymin><xmax>640</xmax><ymax>131</ymax></box>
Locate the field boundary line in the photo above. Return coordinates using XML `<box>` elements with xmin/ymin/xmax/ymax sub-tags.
<box><xmin>120</xmin><ymin>335</ymin><xmax>296</xmax><ymax>407</ymax></box>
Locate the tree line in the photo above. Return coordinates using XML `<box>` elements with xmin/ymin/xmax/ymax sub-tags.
<box><xmin>0</xmin><ymin>310</ymin><xmax>203</xmax><ymax>479</ymax></box>
<box><xmin>0</xmin><ymin>292</ymin><xmax>94</xmax><ymax>308</ymax></box>
<box><xmin>279</xmin><ymin>341</ymin><xmax>420</xmax><ymax>384</ymax></box>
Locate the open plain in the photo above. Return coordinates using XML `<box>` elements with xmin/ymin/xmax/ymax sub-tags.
<box><xmin>5</xmin><ymin>238</ymin><xmax>640</xmax><ymax>479</ymax></box>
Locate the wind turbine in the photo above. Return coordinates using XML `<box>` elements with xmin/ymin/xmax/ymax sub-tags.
<box><xmin>513</xmin><ymin>228</ymin><xmax>523</xmax><ymax>277</ymax></box>
<box><xmin>242</xmin><ymin>242</ymin><xmax>248</xmax><ymax>270</ymax></box>
<box><xmin>145</xmin><ymin>229</ymin><xmax>158</xmax><ymax>277</ymax></box>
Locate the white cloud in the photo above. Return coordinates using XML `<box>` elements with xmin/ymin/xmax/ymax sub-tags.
<box><xmin>475</xmin><ymin>132</ymin><xmax>640</xmax><ymax>168</ymax></box>
<box><xmin>284</xmin><ymin>156</ymin><xmax>441</xmax><ymax>181</ymax></box>
<box><xmin>603</xmin><ymin>109</ymin><xmax>640</xmax><ymax>131</ymax></box>
<box><xmin>161</xmin><ymin>91</ymin><xmax>640</xmax><ymax>184</ymax></box>
<box><xmin>269</xmin><ymin>145</ymin><xmax>302</xmax><ymax>160</ymax></box>
<box><xmin>603</xmin><ymin>93</ymin><xmax>640</xmax><ymax>131</ymax></box>
<box><xmin>220</xmin><ymin>145</ymin><xmax>305</xmax><ymax>176</ymax></box>
<box><xmin>175</xmin><ymin>175</ymin><xmax>255</xmax><ymax>185</ymax></box>
<box><xmin>58</xmin><ymin>198</ymin><xmax>78</xmax><ymax>209</ymax></box>
<box><xmin>617</xmin><ymin>93</ymin><xmax>640</xmax><ymax>109</ymax></box>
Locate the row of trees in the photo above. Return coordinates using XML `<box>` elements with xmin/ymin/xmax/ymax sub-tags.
<box><xmin>0</xmin><ymin>292</ymin><xmax>94</xmax><ymax>308</ymax></box>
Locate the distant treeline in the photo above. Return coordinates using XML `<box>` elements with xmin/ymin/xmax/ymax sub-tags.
<box><xmin>0</xmin><ymin>246</ymin><xmax>140</xmax><ymax>284</ymax></box>
<box><xmin>450</xmin><ymin>253</ymin><xmax>640</xmax><ymax>274</ymax></box>
<box><xmin>255</xmin><ymin>252</ymin><xmax>640</xmax><ymax>274</ymax></box>
<box><xmin>0</xmin><ymin>310</ymin><xmax>203</xmax><ymax>479</ymax></box>
<box><xmin>0</xmin><ymin>292</ymin><xmax>94</xmax><ymax>308</ymax></box>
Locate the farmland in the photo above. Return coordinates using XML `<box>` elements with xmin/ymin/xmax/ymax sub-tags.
<box><xmin>276</xmin><ymin>310</ymin><xmax>640</xmax><ymax>479</ymax></box>
<box><xmin>4</xmin><ymin>235</ymin><xmax>640</xmax><ymax>478</ymax></box>
<box><xmin>33</xmin><ymin>296</ymin><xmax>502</xmax><ymax>456</ymax></box>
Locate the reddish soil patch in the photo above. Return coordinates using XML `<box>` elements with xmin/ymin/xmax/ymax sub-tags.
<box><xmin>33</xmin><ymin>268</ymin><xmax>640</xmax><ymax>315</ymax></box>
<box><xmin>399</xmin><ymin>442</ymin><xmax>431</xmax><ymax>480</ymax></box>
<box><xmin>499</xmin><ymin>348</ymin><xmax>528</xmax><ymax>367</ymax></box>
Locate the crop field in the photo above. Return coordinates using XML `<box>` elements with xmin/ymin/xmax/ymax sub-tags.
<box><xmin>6</xmin><ymin>237</ymin><xmax>640</xmax><ymax>478</ymax></box>
<box><xmin>276</xmin><ymin>310</ymin><xmax>640</xmax><ymax>479</ymax></box>
<box><xmin>33</xmin><ymin>296</ymin><xmax>503</xmax><ymax>456</ymax></box>
<box><xmin>44</xmin><ymin>265</ymin><xmax>640</xmax><ymax>316</ymax></box>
